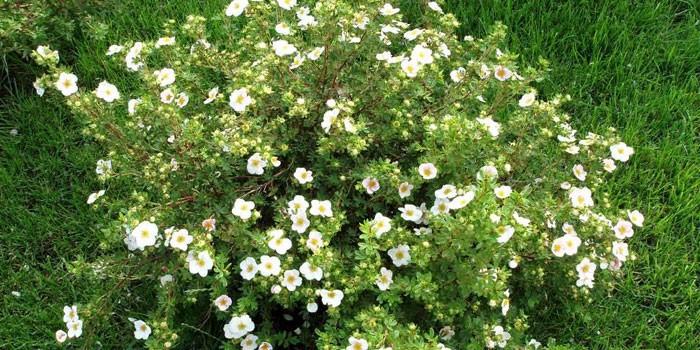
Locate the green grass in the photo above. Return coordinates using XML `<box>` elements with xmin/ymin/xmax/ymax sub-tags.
<box><xmin>1</xmin><ymin>0</ymin><xmax>698</xmax><ymax>348</ymax></box>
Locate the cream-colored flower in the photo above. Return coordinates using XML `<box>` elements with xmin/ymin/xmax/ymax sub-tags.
<box><xmin>362</xmin><ymin>177</ymin><xmax>380</xmax><ymax>194</ymax></box>
<box><xmin>518</xmin><ymin>92</ymin><xmax>536</xmax><ymax>107</ymax></box>
<box><xmin>225</xmin><ymin>0</ymin><xmax>249</xmax><ymax>17</ymax></box>
<box><xmin>628</xmin><ymin>210</ymin><xmax>644</xmax><ymax>227</ymax></box>
<box><xmin>294</xmin><ymin>167</ymin><xmax>313</xmax><ymax>184</ymax></box>
<box><xmin>610</xmin><ymin>142</ymin><xmax>634</xmax><ymax>162</ymax></box>
<box><xmin>388</xmin><ymin>244</ymin><xmax>411</xmax><ymax>266</ymax></box>
<box><xmin>229</xmin><ymin>88</ymin><xmax>252</xmax><ymax>112</ymax></box>
<box><xmin>55</xmin><ymin>72</ymin><xmax>78</xmax><ymax>96</ymax></box>
<box><xmin>418</xmin><ymin>163</ymin><xmax>437</xmax><ymax>179</ymax></box>
<box><xmin>494</xmin><ymin>65</ymin><xmax>512</xmax><ymax>81</ymax></box>
<box><xmin>375</xmin><ymin>267</ymin><xmax>393</xmax><ymax>290</ymax></box>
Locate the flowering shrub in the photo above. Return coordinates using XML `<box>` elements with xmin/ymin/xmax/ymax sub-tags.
<box><xmin>34</xmin><ymin>1</ymin><xmax>643</xmax><ymax>349</ymax></box>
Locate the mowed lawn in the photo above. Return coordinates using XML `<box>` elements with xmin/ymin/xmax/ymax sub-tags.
<box><xmin>1</xmin><ymin>0</ymin><xmax>698</xmax><ymax>348</ymax></box>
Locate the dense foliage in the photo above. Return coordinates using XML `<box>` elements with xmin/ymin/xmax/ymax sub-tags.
<box><xmin>33</xmin><ymin>1</ymin><xmax>643</xmax><ymax>349</ymax></box>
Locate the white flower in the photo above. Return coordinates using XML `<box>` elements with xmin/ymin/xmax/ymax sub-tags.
<box><xmin>128</xmin><ymin>98</ymin><xmax>141</xmax><ymax>115</ymax></box>
<box><xmin>430</xmin><ymin>198</ymin><xmax>451</xmax><ymax>215</ymax></box>
<box><xmin>55</xmin><ymin>330</ymin><xmax>67</xmax><ymax>343</ymax></box>
<box><xmin>188</xmin><ymin>251</ymin><xmax>214</xmax><ymax>277</ymax></box>
<box><xmin>477</xmin><ymin>165</ymin><xmax>499</xmax><ymax>180</ymax></box>
<box><xmin>494</xmin><ymin>185</ymin><xmax>512</xmax><ymax>199</ymax></box>
<box><xmin>288</xmin><ymin>195</ymin><xmax>309</xmax><ymax>214</ymax></box>
<box><xmin>268</xmin><ymin>230</ymin><xmax>292</xmax><ymax>255</ymax></box>
<box><xmin>347</xmin><ymin>337</ymin><xmax>369</xmax><ymax>350</ymax></box>
<box><xmin>576</xmin><ymin>274</ymin><xmax>595</xmax><ymax>288</ymax></box>
<box><xmin>224</xmin><ymin>314</ymin><xmax>255</xmax><ymax>339</ymax></box>
<box><xmin>170</xmin><ymin>229</ymin><xmax>193</xmax><ymax>251</ymax></box>
<box><xmin>528</xmin><ymin>339</ymin><xmax>542</xmax><ymax>349</ymax></box>
<box><xmin>296</xmin><ymin>7</ymin><xmax>317</xmax><ymax>28</ymax></box>
<box><xmin>612</xmin><ymin>241</ymin><xmax>629</xmax><ymax>262</ymax></box>
<box><xmin>379</xmin><ymin>3</ymin><xmax>400</xmax><ymax>16</ymax></box>
<box><xmin>306</xmin><ymin>230</ymin><xmax>324</xmax><ymax>252</ymax></box>
<box><xmin>306</xmin><ymin>302</ymin><xmax>318</xmax><ymax>313</ymax></box>
<box><xmin>275</xmin><ymin>22</ymin><xmax>291</xmax><ymax>35</ymax></box>
<box><xmin>131</xmin><ymin>221</ymin><xmax>159</xmax><ymax>250</ymax></box>
<box><xmin>610</xmin><ymin>142</ymin><xmax>634</xmax><ymax>162</ymax></box>
<box><xmin>106</xmin><ymin>44</ymin><xmax>123</xmax><ymax>56</ymax></box>
<box><xmin>628</xmin><ymin>210</ymin><xmax>644</xmax><ymax>227</ymax></box>
<box><xmin>494</xmin><ymin>65</ymin><xmax>512</xmax><ymax>81</ymax></box>
<box><xmin>602</xmin><ymin>158</ymin><xmax>617</xmax><ymax>172</ymax></box>
<box><xmin>321</xmin><ymin>108</ymin><xmax>339</xmax><ymax>133</ymax></box>
<box><xmin>403</xmin><ymin>28</ymin><xmax>424</xmax><ymax>41</ymax></box>
<box><xmin>63</xmin><ymin>305</ymin><xmax>79</xmax><ymax>323</ymax></box>
<box><xmin>240</xmin><ymin>257</ymin><xmax>259</xmax><ymax>280</ymax></box>
<box><xmin>229</xmin><ymin>88</ymin><xmax>253</xmax><ymax>112</ymax></box>
<box><xmin>290</xmin><ymin>54</ymin><xmax>305</xmax><ymax>69</ymax></box>
<box><xmin>66</xmin><ymin>319</ymin><xmax>83</xmax><ymax>338</ymax></box>
<box><xmin>428</xmin><ymin>1</ymin><xmax>444</xmax><ymax>13</ymax></box>
<box><xmin>95</xmin><ymin>159</ymin><xmax>112</xmax><ymax>175</ymax></box>
<box><xmin>155</xmin><ymin>36</ymin><xmax>175</xmax><ymax>47</ymax></box>
<box><xmin>410</xmin><ymin>45</ymin><xmax>433</xmax><ymax>65</ymax></box>
<box><xmin>371</xmin><ymin>213</ymin><xmax>392</xmax><ymax>237</ymax></box>
<box><xmin>418</xmin><ymin>163</ymin><xmax>437</xmax><ymax>179</ymax></box>
<box><xmin>277</xmin><ymin>0</ymin><xmax>296</xmax><ymax>10</ymax></box>
<box><xmin>225</xmin><ymin>0</ymin><xmax>249</xmax><ymax>17</ymax></box>
<box><xmin>398</xmin><ymin>182</ymin><xmax>413</xmax><ymax>198</ymax></box>
<box><xmin>376</xmin><ymin>51</ymin><xmax>393</xmax><ymax>61</ymax></box>
<box><xmin>310</xmin><ymin>200</ymin><xmax>332</xmax><ymax>217</ymax></box>
<box><xmin>518</xmin><ymin>92</ymin><xmax>536</xmax><ymax>107</ymax></box>
<box><xmin>399</xmin><ymin>204</ymin><xmax>423</xmax><ymax>223</ymax></box>
<box><xmin>613</xmin><ymin>219</ymin><xmax>634</xmax><ymax>239</ymax></box>
<box><xmin>133</xmin><ymin>320</ymin><xmax>151</xmax><ymax>340</ymax></box>
<box><xmin>247</xmin><ymin>153</ymin><xmax>267</xmax><ymax>175</ymax></box>
<box><xmin>573</xmin><ymin>164</ymin><xmax>587</xmax><ymax>181</ymax></box>
<box><xmin>160</xmin><ymin>88</ymin><xmax>175</xmax><ymax>103</ymax></box>
<box><xmin>450</xmin><ymin>67</ymin><xmax>466</xmax><ymax>82</ymax></box>
<box><xmin>319</xmin><ymin>289</ymin><xmax>344</xmax><ymax>307</ymax></box>
<box><xmin>496</xmin><ymin>225</ymin><xmax>515</xmax><ymax>244</ymax></box>
<box><xmin>376</xmin><ymin>267</ymin><xmax>393</xmax><ymax>291</ymax></box>
<box><xmin>294</xmin><ymin>167</ymin><xmax>313</xmax><ymax>184</ymax></box>
<box><xmin>449</xmin><ymin>192</ymin><xmax>475</xmax><ymax>209</ymax></box>
<box><xmin>388</xmin><ymin>244</ymin><xmax>411</xmax><ymax>267</ymax></box>
<box><xmin>86</xmin><ymin>189</ymin><xmax>106</xmax><ymax>204</ymax></box>
<box><xmin>569</xmin><ymin>187</ymin><xmax>594</xmax><ymax>208</ymax></box>
<box><xmin>562</xmin><ymin>234</ymin><xmax>583</xmax><ymax>256</ymax></box>
<box><xmin>435</xmin><ymin>184</ymin><xmax>457</xmax><ymax>199</ymax></box>
<box><xmin>33</xmin><ymin>79</ymin><xmax>45</xmax><ymax>96</ymax></box>
<box><xmin>259</xmin><ymin>255</ymin><xmax>282</xmax><ymax>276</ymax></box>
<box><xmin>125</xmin><ymin>42</ymin><xmax>144</xmax><ymax>71</ymax></box>
<box><xmin>362</xmin><ymin>177</ymin><xmax>380</xmax><ymax>194</ymax></box>
<box><xmin>55</xmin><ymin>72</ymin><xmax>78</xmax><ymax>96</ymax></box>
<box><xmin>299</xmin><ymin>261</ymin><xmax>323</xmax><ymax>281</ymax></box>
<box><xmin>272</xmin><ymin>40</ymin><xmax>297</xmax><ymax>56</ymax></box>
<box><xmin>291</xmin><ymin>212</ymin><xmax>310</xmax><ymax>233</ymax></box>
<box><xmin>513</xmin><ymin>212</ymin><xmax>531</xmax><ymax>226</ymax></box>
<box><xmin>241</xmin><ymin>334</ymin><xmax>258</xmax><ymax>350</ymax></box>
<box><xmin>477</xmin><ymin>117</ymin><xmax>501</xmax><ymax>138</ymax></box>
<box><xmin>173</xmin><ymin>92</ymin><xmax>188</xmax><ymax>108</ymax></box>
<box><xmin>576</xmin><ymin>257</ymin><xmax>597</xmax><ymax>279</ymax></box>
<box><xmin>213</xmin><ymin>295</ymin><xmax>232</xmax><ymax>311</ymax></box>
<box><xmin>281</xmin><ymin>269</ymin><xmax>302</xmax><ymax>291</ymax></box>
<box><xmin>160</xmin><ymin>274</ymin><xmax>173</xmax><ymax>286</ymax></box>
<box><xmin>204</xmin><ymin>86</ymin><xmax>219</xmax><ymax>104</ymax></box>
<box><xmin>259</xmin><ymin>342</ymin><xmax>273</xmax><ymax>350</ymax></box>
<box><xmin>307</xmin><ymin>47</ymin><xmax>324</xmax><ymax>60</ymax></box>
<box><xmin>232</xmin><ymin>198</ymin><xmax>255</xmax><ymax>220</ymax></box>
<box><xmin>154</xmin><ymin>68</ymin><xmax>176</xmax><ymax>87</ymax></box>
<box><xmin>492</xmin><ymin>326</ymin><xmax>511</xmax><ymax>348</ymax></box>
<box><xmin>401</xmin><ymin>59</ymin><xmax>421</xmax><ymax>78</ymax></box>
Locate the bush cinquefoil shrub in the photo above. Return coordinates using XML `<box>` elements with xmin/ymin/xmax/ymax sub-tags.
<box><xmin>34</xmin><ymin>1</ymin><xmax>643</xmax><ymax>349</ymax></box>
